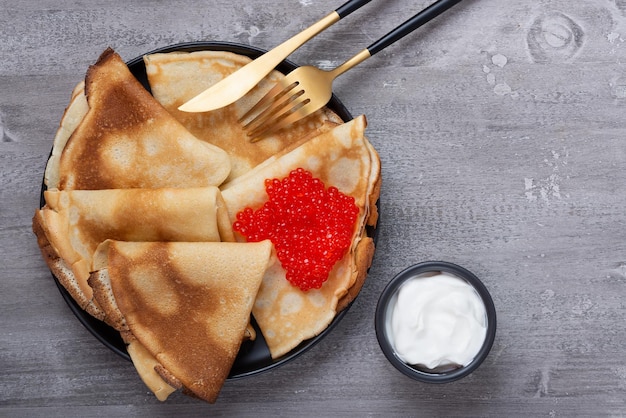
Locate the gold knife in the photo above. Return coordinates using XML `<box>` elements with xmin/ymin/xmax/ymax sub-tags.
<box><xmin>178</xmin><ymin>0</ymin><xmax>371</xmax><ymax>113</ymax></box>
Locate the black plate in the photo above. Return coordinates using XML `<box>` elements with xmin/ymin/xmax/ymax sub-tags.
<box><xmin>41</xmin><ymin>41</ymin><xmax>376</xmax><ymax>379</ymax></box>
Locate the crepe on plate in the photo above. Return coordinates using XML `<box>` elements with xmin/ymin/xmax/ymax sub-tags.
<box><xmin>33</xmin><ymin>186</ymin><xmax>233</xmax><ymax>320</ymax></box>
<box><xmin>143</xmin><ymin>50</ymin><xmax>343</xmax><ymax>181</ymax></box>
<box><xmin>221</xmin><ymin>115</ymin><xmax>381</xmax><ymax>358</ymax></box>
<box><xmin>88</xmin><ymin>239</ymin><xmax>272</xmax><ymax>403</ymax></box>
<box><xmin>33</xmin><ymin>46</ymin><xmax>381</xmax><ymax>402</ymax></box>
<box><xmin>49</xmin><ymin>48</ymin><xmax>231</xmax><ymax>190</ymax></box>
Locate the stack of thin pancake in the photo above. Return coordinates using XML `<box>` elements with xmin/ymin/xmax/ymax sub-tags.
<box><xmin>33</xmin><ymin>47</ymin><xmax>380</xmax><ymax>403</ymax></box>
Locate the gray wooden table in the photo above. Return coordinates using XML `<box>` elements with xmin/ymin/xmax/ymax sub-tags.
<box><xmin>2</xmin><ymin>0</ymin><xmax>626</xmax><ymax>416</ymax></box>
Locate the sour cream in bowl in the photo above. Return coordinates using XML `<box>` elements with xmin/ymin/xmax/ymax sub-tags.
<box><xmin>375</xmin><ymin>261</ymin><xmax>496</xmax><ymax>383</ymax></box>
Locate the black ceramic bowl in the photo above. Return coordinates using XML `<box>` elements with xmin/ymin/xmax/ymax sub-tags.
<box><xmin>375</xmin><ymin>261</ymin><xmax>496</xmax><ymax>383</ymax></box>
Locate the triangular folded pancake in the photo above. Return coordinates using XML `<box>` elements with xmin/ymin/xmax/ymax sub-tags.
<box><xmin>55</xmin><ymin>48</ymin><xmax>231</xmax><ymax>190</ymax></box>
<box><xmin>88</xmin><ymin>239</ymin><xmax>273</xmax><ymax>403</ymax></box>
<box><xmin>143</xmin><ymin>50</ymin><xmax>343</xmax><ymax>181</ymax></box>
<box><xmin>221</xmin><ymin>115</ymin><xmax>381</xmax><ymax>358</ymax></box>
<box><xmin>33</xmin><ymin>186</ymin><xmax>233</xmax><ymax>320</ymax></box>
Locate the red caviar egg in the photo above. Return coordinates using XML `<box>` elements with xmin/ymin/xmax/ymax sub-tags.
<box><xmin>233</xmin><ymin>168</ymin><xmax>359</xmax><ymax>291</ymax></box>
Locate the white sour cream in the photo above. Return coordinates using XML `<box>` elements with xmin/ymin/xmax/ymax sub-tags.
<box><xmin>388</xmin><ymin>272</ymin><xmax>487</xmax><ymax>369</ymax></box>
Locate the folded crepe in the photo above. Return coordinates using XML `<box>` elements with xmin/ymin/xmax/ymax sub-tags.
<box><xmin>44</xmin><ymin>81</ymin><xmax>88</xmax><ymax>189</ymax></box>
<box><xmin>88</xmin><ymin>239</ymin><xmax>273</xmax><ymax>403</ymax></box>
<box><xmin>143</xmin><ymin>50</ymin><xmax>343</xmax><ymax>181</ymax></box>
<box><xmin>221</xmin><ymin>115</ymin><xmax>381</xmax><ymax>358</ymax></box>
<box><xmin>51</xmin><ymin>48</ymin><xmax>231</xmax><ymax>190</ymax></box>
<box><xmin>33</xmin><ymin>187</ymin><xmax>234</xmax><ymax>320</ymax></box>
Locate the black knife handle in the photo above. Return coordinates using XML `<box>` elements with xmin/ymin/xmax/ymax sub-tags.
<box><xmin>335</xmin><ymin>0</ymin><xmax>372</xmax><ymax>19</ymax></box>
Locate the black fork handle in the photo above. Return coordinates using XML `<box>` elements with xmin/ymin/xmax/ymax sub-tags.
<box><xmin>335</xmin><ymin>0</ymin><xmax>372</xmax><ymax>19</ymax></box>
<box><xmin>367</xmin><ymin>0</ymin><xmax>463</xmax><ymax>55</ymax></box>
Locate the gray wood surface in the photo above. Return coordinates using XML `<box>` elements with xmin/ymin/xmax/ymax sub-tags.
<box><xmin>2</xmin><ymin>0</ymin><xmax>626</xmax><ymax>416</ymax></box>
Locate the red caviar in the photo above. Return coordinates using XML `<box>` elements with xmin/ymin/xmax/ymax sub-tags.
<box><xmin>233</xmin><ymin>168</ymin><xmax>359</xmax><ymax>291</ymax></box>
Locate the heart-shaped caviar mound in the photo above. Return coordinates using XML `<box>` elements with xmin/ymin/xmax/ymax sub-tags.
<box><xmin>233</xmin><ymin>168</ymin><xmax>359</xmax><ymax>291</ymax></box>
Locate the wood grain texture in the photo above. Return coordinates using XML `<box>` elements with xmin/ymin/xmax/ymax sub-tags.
<box><xmin>1</xmin><ymin>0</ymin><xmax>626</xmax><ymax>415</ymax></box>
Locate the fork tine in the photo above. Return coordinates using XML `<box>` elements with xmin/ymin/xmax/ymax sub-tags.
<box><xmin>239</xmin><ymin>81</ymin><xmax>298</xmax><ymax>124</ymax></box>
<box><xmin>248</xmin><ymin>98</ymin><xmax>319</xmax><ymax>142</ymax></box>
<box><xmin>243</xmin><ymin>87</ymin><xmax>305</xmax><ymax>134</ymax></box>
<box><xmin>247</xmin><ymin>99</ymin><xmax>308</xmax><ymax>141</ymax></box>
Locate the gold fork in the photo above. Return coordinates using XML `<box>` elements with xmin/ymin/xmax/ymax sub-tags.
<box><xmin>242</xmin><ymin>0</ymin><xmax>463</xmax><ymax>141</ymax></box>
